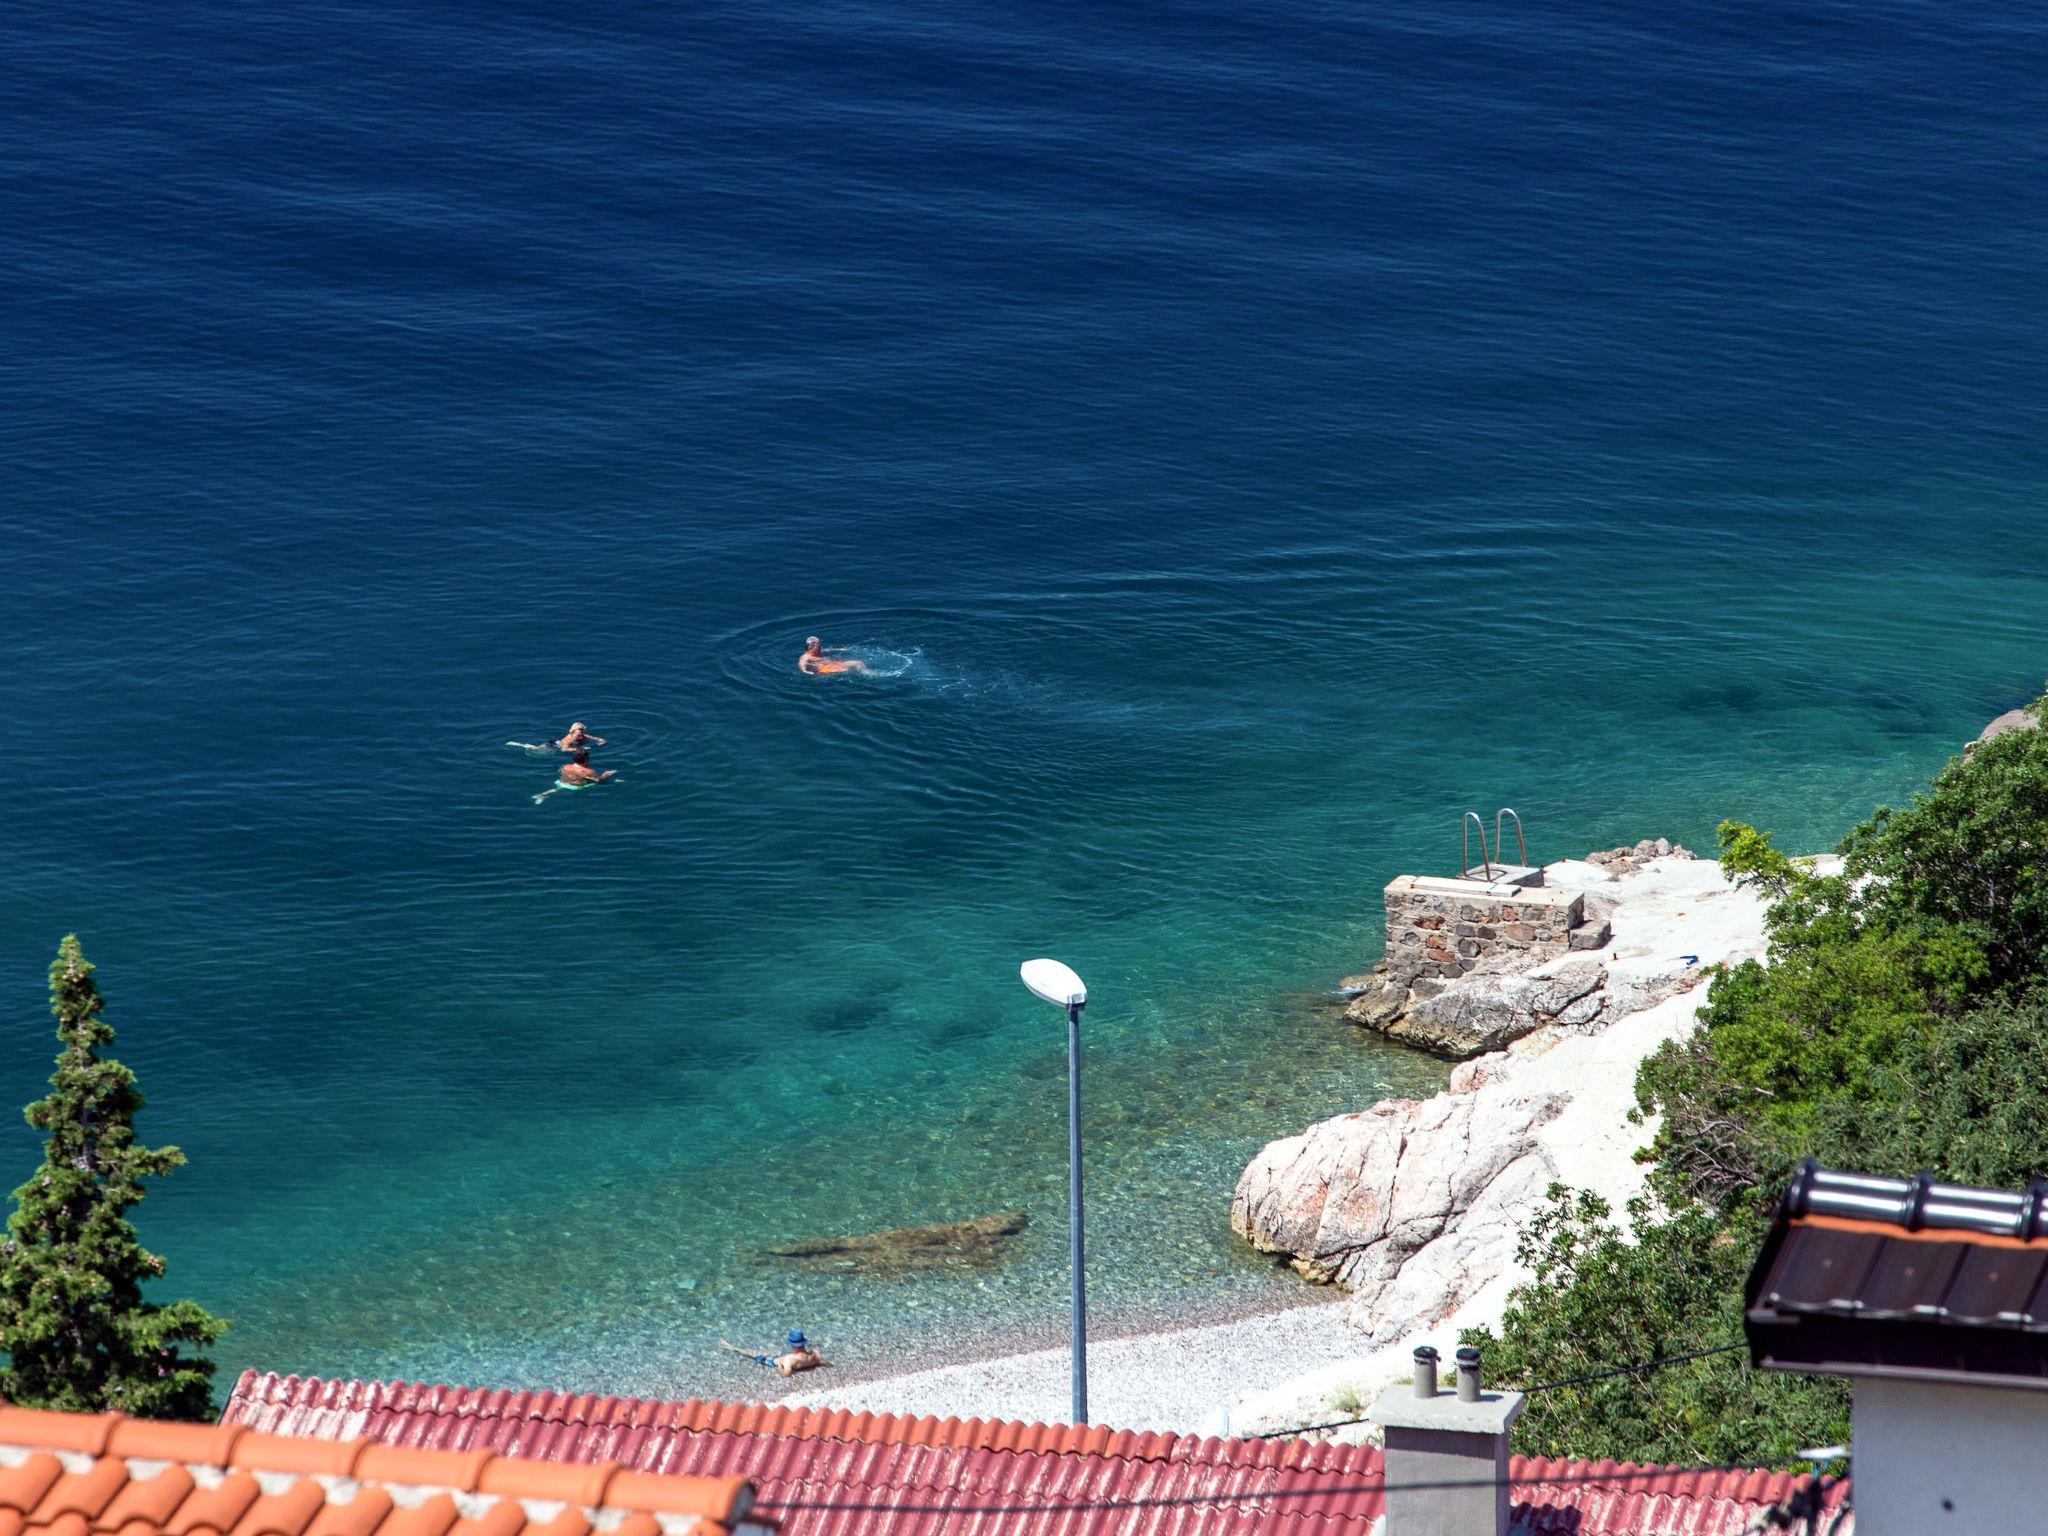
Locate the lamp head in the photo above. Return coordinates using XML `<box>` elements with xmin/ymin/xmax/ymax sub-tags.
<box><xmin>1020</xmin><ymin>958</ymin><xmax>1087</xmax><ymax>1009</ymax></box>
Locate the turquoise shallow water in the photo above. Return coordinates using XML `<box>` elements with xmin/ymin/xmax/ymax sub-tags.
<box><xmin>2</xmin><ymin>0</ymin><xmax>2046</xmax><ymax>1398</ymax></box>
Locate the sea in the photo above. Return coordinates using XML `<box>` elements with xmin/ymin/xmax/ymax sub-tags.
<box><xmin>2</xmin><ymin>0</ymin><xmax>2044</xmax><ymax>1399</ymax></box>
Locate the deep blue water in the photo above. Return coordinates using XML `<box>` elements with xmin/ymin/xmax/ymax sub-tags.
<box><xmin>1</xmin><ymin>0</ymin><xmax>2044</xmax><ymax>1398</ymax></box>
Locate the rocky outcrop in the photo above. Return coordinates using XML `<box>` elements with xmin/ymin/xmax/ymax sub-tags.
<box><xmin>1967</xmin><ymin>705</ymin><xmax>2039</xmax><ymax>755</ymax></box>
<box><xmin>1237</xmin><ymin>854</ymin><xmax>1773</xmax><ymax>1367</ymax></box>
<box><xmin>1349</xmin><ymin>939</ymin><xmax>1680</xmax><ymax>1058</ymax></box>
<box><xmin>1391</xmin><ymin>955</ymin><xmax>1606</xmax><ymax>1054</ymax></box>
<box><xmin>1340</xmin><ymin>846</ymin><xmax>1697</xmax><ymax>1056</ymax></box>
<box><xmin>761</xmin><ymin>1210</ymin><xmax>1028</xmax><ymax>1276</ymax></box>
<box><xmin>1232</xmin><ymin>1088</ymin><xmax>1565</xmax><ymax>1342</ymax></box>
<box><xmin>1583</xmin><ymin>837</ymin><xmax>1694</xmax><ymax>877</ymax></box>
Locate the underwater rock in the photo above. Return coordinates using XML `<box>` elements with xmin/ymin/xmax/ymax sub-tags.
<box><xmin>761</xmin><ymin>1210</ymin><xmax>1029</xmax><ymax>1277</ymax></box>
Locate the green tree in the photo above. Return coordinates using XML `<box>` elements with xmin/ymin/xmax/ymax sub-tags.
<box><xmin>1463</xmin><ymin>1186</ymin><xmax>1848</xmax><ymax>1465</ymax></box>
<box><xmin>1842</xmin><ymin>693</ymin><xmax>2048</xmax><ymax>987</ymax></box>
<box><xmin>1812</xmin><ymin>992</ymin><xmax>2048</xmax><ymax>1191</ymax></box>
<box><xmin>0</xmin><ymin>937</ymin><xmax>226</xmax><ymax>1418</ymax></box>
<box><xmin>1635</xmin><ymin>820</ymin><xmax>1984</xmax><ymax>1208</ymax></box>
<box><xmin>1468</xmin><ymin>694</ymin><xmax>2048</xmax><ymax>1467</ymax></box>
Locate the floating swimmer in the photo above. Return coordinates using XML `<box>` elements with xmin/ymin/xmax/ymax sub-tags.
<box><xmin>508</xmin><ymin>722</ymin><xmax>608</xmax><ymax>753</ymax></box>
<box><xmin>799</xmin><ymin>636</ymin><xmax>871</xmax><ymax>676</ymax></box>
<box><xmin>719</xmin><ymin>1330</ymin><xmax>830</xmax><ymax>1376</ymax></box>
<box><xmin>533</xmin><ymin>748</ymin><xmax>617</xmax><ymax>804</ymax></box>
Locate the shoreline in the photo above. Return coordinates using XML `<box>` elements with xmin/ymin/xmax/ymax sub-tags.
<box><xmin>774</xmin><ymin>852</ymin><xmax>1790</xmax><ymax>1434</ymax></box>
<box><xmin>751</xmin><ymin>1272</ymin><xmax>1342</xmax><ymax>1407</ymax></box>
<box><xmin>777</xmin><ymin>1294</ymin><xmax>1354</xmax><ymax>1432</ymax></box>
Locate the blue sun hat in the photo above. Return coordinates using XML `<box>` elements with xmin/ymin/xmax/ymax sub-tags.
<box><xmin>787</xmin><ymin>1328</ymin><xmax>809</xmax><ymax>1349</ymax></box>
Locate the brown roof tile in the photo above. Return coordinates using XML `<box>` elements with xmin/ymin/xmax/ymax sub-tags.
<box><xmin>1749</xmin><ymin>1163</ymin><xmax>2048</xmax><ymax>1387</ymax></box>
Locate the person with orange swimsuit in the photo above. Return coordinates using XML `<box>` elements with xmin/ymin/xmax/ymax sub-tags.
<box><xmin>799</xmin><ymin>636</ymin><xmax>870</xmax><ymax>676</ymax></box>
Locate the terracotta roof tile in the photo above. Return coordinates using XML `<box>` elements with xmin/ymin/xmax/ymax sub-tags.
<box><xmin>444</xmin><ymin>1502</ymin><xmax>525</xmax><ymax>1536</ymax></box>
<box><xmin>162</xmin><ymin>1471</ymin><xmax>261</xmax><ymax>1536</ymax></box>
<box><xmin>224</xmin><ymin>1371</ymin><xmax>1853</xmax><ymax>1536</ymax></box>
<box><xmin>107</xmin><ymin>1422</ymin><xmax>247</xmax><ymax>1469</ymax></box>
<box><xmin>517</xmin><ymin>1511</ymin><xmax>588</xmax><ymax>1536</ymax></box>
<box><xmin>26</xmin><ymin>1460</ymin><xmax>126</xmax><ymax>1525</ymax></box>
<box><xmin>234</xmin><ymin>1438</ymin><xmax>354</xmax><ymax>1481</ymax></box>
<box><xmin>226</xmin><ymin>1483</ymin><xmax>326</xmax><ymax>1536</ymax></box>
<box><xmin>372</xmin><ymin>1495</ymin><xmax>459</xmax><ymax>1536</ymax></box>
<box><xmin>100</xmin><ymin>1468</ymin><xmax>197</xmax><ymax>1531</ymax></box>
<box><xmin>0</xmin><ymin>1406</ymin><xmax>756</xmax><ymax>1536</ymax></box>
<box><xmin>299</xmin><ymin>1489</ymin><xmax>393</xmax><ymax>1536</ymax></box>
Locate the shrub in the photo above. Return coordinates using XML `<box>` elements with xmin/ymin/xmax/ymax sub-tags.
<box><xmin>1811</xmin><ymin>991</ymin><xmax>2048</xmax><ymax>1191</ymax></box>
<box><xmin>1842</xmin><ymin>693</ymin><xmax>2048</xmax><ymax>988</ymax></box>
<box><xmin>1462</xmin><ymin>1186</ymin><xmax>1847</xmax><ymax>1466</ymax></box>
<box><xmin>1636</xmin><ymin>821</ymin><xmax>1983</xmax><ymax>1208</ymax></box>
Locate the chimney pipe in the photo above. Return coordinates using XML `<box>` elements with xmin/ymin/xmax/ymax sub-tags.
<box><xmin>1413</xmin><ymin>1345</ymin><xmax>1440</xmax><ymax>1399</ymax></box>
<box><xmin>1456</xmin><ymin>1345</ymin><xmax>1482</xmax><ymax>1402</ymax></box>
<box><xmin>1371</xmin><ymin>1358</ymin><xmax>1523</xmax><ymax>1536</ymax></box>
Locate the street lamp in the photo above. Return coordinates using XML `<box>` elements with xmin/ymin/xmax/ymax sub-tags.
<box><xmin>1020</xmin><ymin>956</ymin><xmax>1089</xmax><ymax>1425</ymax></box>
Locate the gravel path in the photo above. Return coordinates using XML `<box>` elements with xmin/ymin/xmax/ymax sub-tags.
<box><xmin>778</xmin><ymin>1299</ymin><xmax>1353</xmax><ymax>1433</ymax></box>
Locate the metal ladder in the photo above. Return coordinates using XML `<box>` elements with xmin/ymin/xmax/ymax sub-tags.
<box><xmin>1460</xmin><ymin>808</ymin><xmax>1527</xmax><ymax>882</ymax></box>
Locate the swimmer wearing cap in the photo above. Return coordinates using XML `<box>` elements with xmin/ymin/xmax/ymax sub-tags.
<box><xmin>728</xmin><ymin>1329</ymin><xmax>831</xmax><ymax>1376</ymax></box>
<box><xmin>799</xmin><ymin>636</ymin><xmax>871</xmax><ymax>676</ymax></box>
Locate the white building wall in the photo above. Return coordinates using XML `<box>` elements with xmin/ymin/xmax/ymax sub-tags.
<box><xmin>1854</xmin><ymin>1377</ymin><xmax>2048</xmax><ymax>1535</ymax></box>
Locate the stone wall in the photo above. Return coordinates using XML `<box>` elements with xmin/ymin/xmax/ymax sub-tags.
<box><xmin>1381</xmin><ymin>875</ymin><xmax>1583</xmax><ymax>989</ymax></box>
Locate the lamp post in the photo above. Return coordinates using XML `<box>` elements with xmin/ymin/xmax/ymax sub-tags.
<box><xmin>1020</xmin><ymin>957</ymin><xmax>1089</xmax><ymax>1425</ymax></box>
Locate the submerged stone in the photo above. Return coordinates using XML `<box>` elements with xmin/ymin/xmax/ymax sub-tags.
<box><xmin>761</xmin><ymin>1210</ymin><xmax>1029</xmax><ymax>1277</ymax></box>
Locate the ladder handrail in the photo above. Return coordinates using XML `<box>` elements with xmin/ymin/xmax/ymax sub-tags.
<box><xmin>1495</xmin><ymin>808</ymin><xmax>1528</xmax><ymax>870</ymax></box>
<box><xmin>1462</xmin><ymin>812</ymin><xmax>1493</xmax><ymax>882</ymax></box>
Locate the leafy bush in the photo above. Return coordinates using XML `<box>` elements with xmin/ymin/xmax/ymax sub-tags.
<box><xmin>1635</xmin><ymin>821</ymin><xmax>1983</xmax><ymax>1208</ymax></box>
<box><xmin>1842</xmin><ymin>695</ymin><xmax>2048</xmax><ymax>987</ymax></box>
<box><xmin>1476</xmin><ymin>693</ymin><xmax>2048</xmax><ymax>1464</ymax></box>
<box><xmin>1811</xmin><ymin>992</ymin><xmax>2048</xmax><ymax>1191</ymax></box>
<box><xmin>1462</xmin><ymin>1186</ymin><xmax>1847</xmax><ymax>1465</ymax></box>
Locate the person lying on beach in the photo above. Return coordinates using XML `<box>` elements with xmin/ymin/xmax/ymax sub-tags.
<box><xmin>555</xmin><ymin>722</ymin><xmax>605</xmax><ymax>750</ymax></box>
<box><xmin>799</xmin><ymin>636</ymin><xmax>870</xmax><ymax>676</ymax></box>
<box><xmin>722</xmin><ymin>1330</ymin><xmax>830</xmax><ymax>1376</ymax></box>
<box><xmin>558</xmin><ymin>749</ymin><xmax>614</xmax><ymax>787</ymax></box>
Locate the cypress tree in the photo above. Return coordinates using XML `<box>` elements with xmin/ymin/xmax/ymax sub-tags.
<box><xmin>0</xmin><ymin>936</ymin><xmax>226</xmax><ymax>1418</ymax></box>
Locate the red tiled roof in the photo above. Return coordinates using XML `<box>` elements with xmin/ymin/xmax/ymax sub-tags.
<box><xmin>224</xmin><ymin>1372</ymin><xmax>1853</xmax><ymax>1535</ymax></box>
<box><xmin>0</xmin><ymin>1404</ymin><xmax>755</xmax><ymax>1536</ymax></box>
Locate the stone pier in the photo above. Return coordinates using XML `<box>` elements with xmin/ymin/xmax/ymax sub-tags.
<box><xmin>1342</xmin><ymin>860</ymin><xmax>1623</xmax><ymax>1055</ymax></box>
<box><xmin>1381</xmin><ymin>873</ymin><xmax>1600</xmax><ymax>989</ymax></box>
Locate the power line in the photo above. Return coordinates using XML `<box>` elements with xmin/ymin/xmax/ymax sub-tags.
<box><xmin>750</xmin><ymin>1457</ymin><xmax>1823</xmax><ymax>1516</ymax></box>
<box><xmin>1517</xmin><ymin>1340</ymin><xmax>1750</xmax><ymax>1396</ymax></box>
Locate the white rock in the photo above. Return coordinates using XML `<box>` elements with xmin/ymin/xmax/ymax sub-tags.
<box><xmin>1229</xmin><ymin>854</ymin><xmax>1792</xmax><ymax>1434</ymax></box>
<box><xmin>1234</xmin><ymin>1087</ymin><xmax>1566</xmax><ymax>1310</ymax></box>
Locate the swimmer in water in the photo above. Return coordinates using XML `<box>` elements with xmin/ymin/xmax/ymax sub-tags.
<box><xmin>799</xmin><ymin>636</ymin><xmax>870</xmax><ymax>676</ymax></box>
<box><xmin>534</xmin><ymin>748</ymin><xmax>617</xmax><ymax>803</ymax></box>
<box><xmin>555</xmin><ymin>722</ymin><xmax>605</xmax><ymax>751</ymax></box>
<box><xmin>558</xmin><ymin>749</ymin><xmax>613</xmax><ymax>786</ymax></box>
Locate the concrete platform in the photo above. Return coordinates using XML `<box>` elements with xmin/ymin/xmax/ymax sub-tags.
<box><xmin>1458</xmin><ymin>863</ymin><xmax>1543</xmax><ymax>887</ymax></box>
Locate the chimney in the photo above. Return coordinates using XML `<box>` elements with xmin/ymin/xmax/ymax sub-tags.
<box><xmin>1370</xmin><ymin>1344</ymin><xmax>1524</xmax><ymax>1536</ymax></box>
